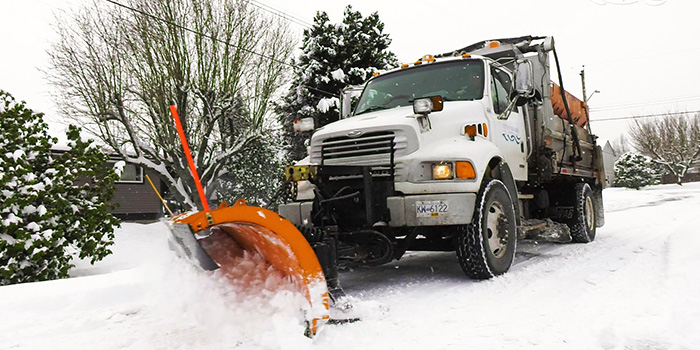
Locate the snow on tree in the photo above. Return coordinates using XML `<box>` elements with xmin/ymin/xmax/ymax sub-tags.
<box><xmin>629</xmin><ymin>112</ymin><xmax>700</xmax><ymax>185</ymax></box>
<box><xmin>47</xmin><ymin>0</ymin><xmax>295</xmax><ymax>211</ymax></box>
<box><xmin>0</xmin><ymin>91</ymin><xmax>120</xmax><ymax>285</ymax></box>
<box><xmin>613</xmin><ymin>152</ymin><xmax>661</xmax><ymax>189</ymax></box>
<box><xmin>216</xmin><ymin>125</ymin><xmax>288</xmax><ymax>210</ymax></box>
<box><xmin>277</xmin><ymin>5</ymin><xmax>398</xmax><ymax>161</ymax></box>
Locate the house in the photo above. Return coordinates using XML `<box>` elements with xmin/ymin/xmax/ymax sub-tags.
<box><xmin>106</xmin><ymin>159</ymin><xmax>165</xmax><ymax>221</ymax></box>
<box><xmin>51</xmin><ymin>146</ymin><xmax>164</xmax><ymax>221</ymax></box>
<box><xmin>602</xmin><ymin>141</ymin><xmax>617</xmax><ymax>187</ymax></box>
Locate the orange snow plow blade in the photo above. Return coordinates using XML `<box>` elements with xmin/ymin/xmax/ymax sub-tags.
<box><xmin>168</xmin><ymin>199</ymin><xmax>330</xmax><ymax>336</ymax></box>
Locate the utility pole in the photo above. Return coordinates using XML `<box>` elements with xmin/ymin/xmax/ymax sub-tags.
<box><xmin>580</xmin><ymin>65</ymin><xmax>587</xmax><ymax>105</ymax></box>
<box><xmin>580</xmin><ymin>66</ymin><xmax>594</xmax><ymax>135</ymax></box>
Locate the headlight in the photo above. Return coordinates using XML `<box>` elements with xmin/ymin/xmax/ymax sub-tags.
<box><xmin>432</xmin><ymin>163</ymin><xmax>453</xmax><ymax>180</ymax></box>
<box><xmin>413</xmin><ymin>98</ymin><xmax>434</xmax><ymax>114</ymax></box>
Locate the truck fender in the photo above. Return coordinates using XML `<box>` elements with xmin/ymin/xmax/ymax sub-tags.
<box><xmin>483</xmin><ymin>159</ymin><xmax>521</xmax><ymax>227</ymax></box>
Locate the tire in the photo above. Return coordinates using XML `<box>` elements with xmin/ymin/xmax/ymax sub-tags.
<box><xmin>568</xmin><ymin>183</ymin><xmax>596</xmax><ymax>243</ymax></box>
<box><xmin>456</xmin><ymin>179</ymin><xmax>517</xmax><ymax>279</ymax></box>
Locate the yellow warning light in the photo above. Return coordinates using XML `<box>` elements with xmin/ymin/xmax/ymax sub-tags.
<box><xmin>401</xmin><ymin>63</ymin><xmax>409</xmax><ymax>69</ymax></box>
<box><xmin>488</xmin><ymin>41</ymin><xmax>501</xmax><ymax>48</ymax></box>
<box><xmin>373</xmin><ymin>72</ymin><xmax>380</xmax><ymax>77</ymax></box>
<box><xmin>456</xmin><ymin>161</ymin><xmax>476</xmax><ymax>179</ymax></box>
<box><xmin>414</xmin><ymin>60</ymin><xmax>423</xmax><ymax>65</ymax></box>
<box><xmin>462</xmin><ymin>53</ymin><xmax>471</xmax><ymax>58</ymax></box>
<box><xmin>423</xmin><ymin>54</ymin><xmax>436</xmax><ymax>63</ymax></box>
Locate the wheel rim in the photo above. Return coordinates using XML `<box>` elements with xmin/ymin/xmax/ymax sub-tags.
<box><xmin>485</xmin><ymin>200</ymin><xmax>509</xmax><ymax>258</ymax></box>
<box><xmin>584</xmin><ymin>195</ymin><xmax>595</xmax><ymax>230</ymax></box>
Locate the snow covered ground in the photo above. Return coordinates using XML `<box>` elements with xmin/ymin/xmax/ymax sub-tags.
<box><xmin>2</xmin><ymin>183</ymin><xmax>699</xmax><ymax>349</ymax></box>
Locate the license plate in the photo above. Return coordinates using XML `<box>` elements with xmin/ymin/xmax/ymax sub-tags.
<box><xmin>416</xmin><ymin>201</ymin><xmax>449</xmax><ymax>217</ymax></box>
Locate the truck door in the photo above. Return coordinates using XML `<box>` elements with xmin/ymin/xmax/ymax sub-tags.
<box><xmin>489</xmin><ymin>66</ymin><xmax>528</xmax><ymax>180</ymax></box>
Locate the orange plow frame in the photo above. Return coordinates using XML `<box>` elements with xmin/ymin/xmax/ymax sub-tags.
<box><xmin>170</xmin><ymin>199</ymin><xmax>330</xmax><ymax>336</ymax></box>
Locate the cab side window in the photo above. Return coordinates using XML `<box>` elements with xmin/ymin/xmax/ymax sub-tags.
<box><xmin>491</xmin><ymin>67</ymin><xmax>512</xmax><ymax>114</ymax></box>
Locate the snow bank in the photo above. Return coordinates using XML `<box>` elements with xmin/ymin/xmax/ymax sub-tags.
<box><xmin>2</xmin><ymin>183</ymin><xmax>700</xmax><ymax>349</ymax></box>
<box><xmin>0</xmin><ymin>222</ymin><xmax>313</xmax><ymax>349</ymax></box>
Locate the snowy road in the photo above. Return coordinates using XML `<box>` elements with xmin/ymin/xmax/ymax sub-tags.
<box><xmin>1</xmin><ymin>184</ymin><xmax>699</xmax><ymax>349</ymax></box>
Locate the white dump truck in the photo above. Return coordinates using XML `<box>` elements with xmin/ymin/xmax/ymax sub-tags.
<box><xmin>279</xmin><ymin>36</ymin><xmax>605</xmax><ymax>297</ymax></box>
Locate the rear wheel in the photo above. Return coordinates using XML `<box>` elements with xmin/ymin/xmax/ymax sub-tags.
<box><xmin>569</xmin><ymin>183</ymin><xmax>596</xmax><ymax>243</ymax></box>
<box><xmin>456</xmin><ymin>179</ymin><xmax>517</xmax><ymax>279</ymax></box>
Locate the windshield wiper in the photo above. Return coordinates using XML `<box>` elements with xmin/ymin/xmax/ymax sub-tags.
<box><xmin>356</xmin><ymin>105</ymin><xmax>390</xmax><ymax>115</ymax></box>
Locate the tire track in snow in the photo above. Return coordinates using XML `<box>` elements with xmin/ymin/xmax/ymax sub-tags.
<box><xmin>317</xmin><ymin>185</ymin><xmax>700</xmax><ymax>349</ymax></box>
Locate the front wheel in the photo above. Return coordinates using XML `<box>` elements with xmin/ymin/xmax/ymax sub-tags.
<box><xmin>456</xmin><ymin>179</ymin><xmax>517</xmax><ymax>279</ymax></box>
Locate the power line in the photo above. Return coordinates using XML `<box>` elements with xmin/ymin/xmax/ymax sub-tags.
<box><xmin>248</xmin><ymin>0</ymin><xmax>313</xmax><ymax>29</ymax></box>
<box><xmin>590</xmin><ymin>110</ymin><xmax>700</xmax><ymax>122</ymax></box>
<box><xmin>590</xmin><ymin>95</ymin><xmax>700</xmax><ymax>112</ymax></box>
<box><xmin>104</xmin><ymin>0</ymin><xmax>293</xmax><ymax>68</ymax></box>
<box><xmin>563</xmin><ymin>47</ymin><xmax>700</xmax><ymax>70</ymax></box>
<box><xmin>103</xmin><ymin>0</ymin><xmax>337</xmax><ymax>98</ymax></box>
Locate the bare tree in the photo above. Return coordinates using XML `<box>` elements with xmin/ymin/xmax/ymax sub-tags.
<box><xmin>611</xmin><ymin>133</ymin><xmax>631</xmax><ymax>157</ymax></box>
<box><xmin>629</xmin><ymin>112</ymin><xmax>700</xmax><ymax>185</ymax></box>
<box><xmin>48</xmin><ymin>0</ymin><xmax>294</xmax><ymax>210</ymax></box>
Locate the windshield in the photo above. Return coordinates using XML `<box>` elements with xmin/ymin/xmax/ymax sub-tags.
<box><xmin>354</xmin><ymin>60</ymin><xmax>485</xmax><ymax>116</ymax></box>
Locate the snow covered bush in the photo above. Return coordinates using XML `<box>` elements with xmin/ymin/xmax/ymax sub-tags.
<box><xmin>0</xmin><ymin>91</ymin><xmax>120</xmax><ymax>285</ymax></box>
<box><xmin>613</xmin><ymin>152</ymin><xmax>661</xmax><ymax>189</ymax></box>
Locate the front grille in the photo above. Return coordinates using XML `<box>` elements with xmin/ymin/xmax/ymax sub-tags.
<box><xmin>321</xmin><ymin>131</ymin><xmax>395</xmax><ymax>165</ymax></box>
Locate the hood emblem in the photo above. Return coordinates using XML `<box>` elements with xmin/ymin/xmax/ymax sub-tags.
<box><xmin>347</xmin><ymin>130</ymin><xmax>363</xmax><ymax>138</ymax></box>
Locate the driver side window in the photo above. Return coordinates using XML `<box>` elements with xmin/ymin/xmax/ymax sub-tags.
<box><xmin>491</xmin><ymin>67</ymin><xmax>512</xmax><ymax>115</ymax></box>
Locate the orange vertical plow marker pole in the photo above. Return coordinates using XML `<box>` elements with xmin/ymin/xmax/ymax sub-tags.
<box><xmin>170</xmin><ymin>104</ymin><xmax>209</xmax><ymax>212</ymax></box>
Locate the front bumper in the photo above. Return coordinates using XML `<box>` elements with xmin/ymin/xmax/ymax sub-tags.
<box><xmin>279</xmin><ymin>192</ymin><xmax>476</xmax><ymax>228</ymax></box>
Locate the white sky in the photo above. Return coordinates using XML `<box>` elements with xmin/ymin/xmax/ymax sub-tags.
<box><xmin>2</xmin><ymin>0</ymin><xmax>700</xmax><ymax>145</ymax></box>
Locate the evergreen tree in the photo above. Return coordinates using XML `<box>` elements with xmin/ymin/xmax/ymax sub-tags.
<box><xmin>0</xmin><ymin>91</ymin><xmax>120</xmax><ymax>285</ymax></box>
<box><xmin>613</xmin><ymin>152</ymin><xmax>661</xmax><ymax>189</ymax></box>
<box><xmin>277</xmin><ymin>5</ymin><xmax>398</xmax><ymax>161</ymax></box>
<box><xmin>216</xmin><ymin>131</ymin><xmax>286</xmax><ymax>210</ymax></box>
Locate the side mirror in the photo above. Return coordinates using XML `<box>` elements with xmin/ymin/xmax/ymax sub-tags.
<box><xmin>340</xmin><ymin>85</ymin><xmax>364</xmax><ymax>119</ymax></box>
<box><xmin>513</xmin><ymin>60</ymin><xmax>534</xmax><ymax>106</ymax></box>
<box><xmin>293</xmin><ymin>117</ymin><xmax>315</xmax><ymax>133</ymax></box>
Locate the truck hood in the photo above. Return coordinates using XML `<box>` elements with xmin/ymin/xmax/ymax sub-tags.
<box><xmin>314</xmin><ymin>106</ymin><xmax>417</xmax><ymax>134</ymax></box>
<box><xmin>309</xmin><ymin>101</ymin><xmax>489</xmax><ymax>166</ymax></box>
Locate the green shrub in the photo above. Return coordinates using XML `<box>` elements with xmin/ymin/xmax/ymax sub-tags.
<box><xmin>0</xmin><ymin>90</ymin><xmax>120</xmax><ymax>285</ymax></box>
<box><xmin>613</xmin><ymin>152</ymin><xmax>661</xmax><ymax>189</ymax></box>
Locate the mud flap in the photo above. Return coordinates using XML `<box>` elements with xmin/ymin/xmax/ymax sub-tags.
<box><xmin>593</xmin><ymin>186</ymin><xmax>605</xmax><ymax>228</ymax></box>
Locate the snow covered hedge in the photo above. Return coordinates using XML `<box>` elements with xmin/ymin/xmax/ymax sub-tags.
<box><xmin>614</xmin><ymin>152</ymin><xmax>661</xmax><ymax>189</ymax></box>
<box><xmin>0</xmin><ymin>91</ymin><xmax>120</xmax><ymax>285</ymax></box>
